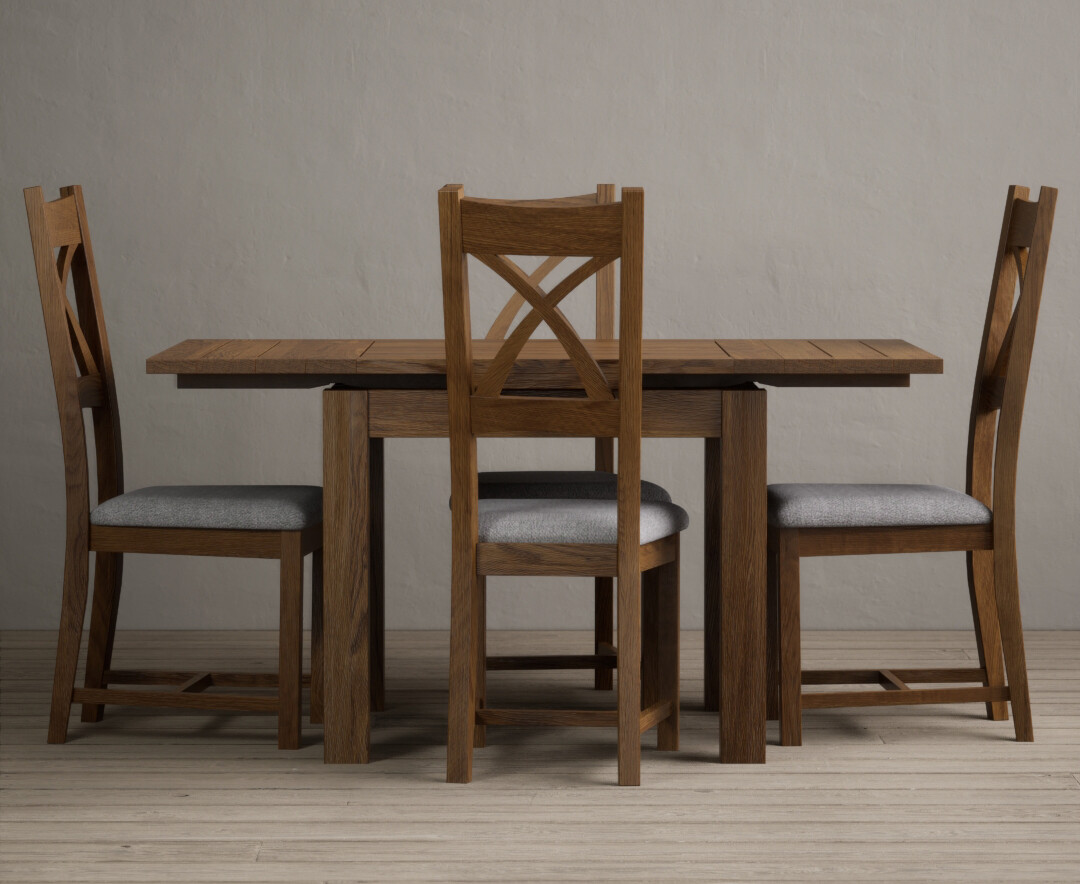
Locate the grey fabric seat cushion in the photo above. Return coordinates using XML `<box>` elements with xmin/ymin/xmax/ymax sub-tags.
<box><xmin>768</xmin><ymin>483</ymin><xmax>992</xmax><ymax>529</ymax></box>
<box><xmin>90</xmin><ymin>485</ymin><xmax>323</xmax><ymax>531</ymax></box>
<box><xmin>479</xmin><ymin>470</ymin><xmax>671</xmax><ymax>503</ymax></box>
<box><xmin>478</xmin><ymin>498</ymin><xmax>689</xmax><ymax>544</ymax></box>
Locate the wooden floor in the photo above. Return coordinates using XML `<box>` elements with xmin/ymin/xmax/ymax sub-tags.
<box><xmin>1</xmin><ymin>629</ymin><xmax>1078</xmax><ymax>882</ymax></box>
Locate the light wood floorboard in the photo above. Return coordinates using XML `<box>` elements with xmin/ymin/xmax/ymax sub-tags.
<box><xmin>1</xmin><ymin>629</ymin><xmax>1078</xmax><ymax>882</ymax></box>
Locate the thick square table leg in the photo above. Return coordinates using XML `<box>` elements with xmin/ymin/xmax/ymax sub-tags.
<box><xmin>322</xmin><ymin>389</ymin><xmax>372</xmax><ymax>764</ymax></box>
<box><xmin>718</xmin><ymin>387</ymin><xmax>768</xmax><ymax>764</ymax></box>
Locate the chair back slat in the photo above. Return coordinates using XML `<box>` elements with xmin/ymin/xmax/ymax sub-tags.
<box><xmin>966</xmin><ymin>186</ymin><xmax>1057</xmax><ymax>512</ymax></box>
<box><xmin>25</xmin><ymin>185</ymin><xmax>125</xmax><ymax>519</ymax></box>
<box><xmin>460</xmin><ymin>197</ymin><xmax>624</xmax><ymax>257</ymax></box>
<box><xmin>1005</xmin><ymin>198</ymin><xmax>1039</xmax><ymax>249</ymax></box>
<box><xmin>44</xmin><ymin>195</ymin><xmax>82</xmax><ymax>248</ymax></box>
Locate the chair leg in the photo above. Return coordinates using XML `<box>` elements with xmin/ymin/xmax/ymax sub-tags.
<box><xmin>277</xmin><ymin>533</ymin><xmax>304</xmax><ymax>750</ymax></box>
<box><xmin>992</xmin><ymin>537</ymin><xmax>1034</xmax><ymax>741</ymax></box>
<box><xmin>967</xmin><ymin>549</ymin><xmax>1009</xmax><ymax>721</ymax></box>
<box><xmin>656</xmin><ymin>551</ymin><xmax>680</xmax><ymax>751</ymax></box>
<box><xmin>777</xmin><ymin>531</ymin><xmax>802</xmax><ymax>747</ymax></box>
<box><xmin>447</xmin><ymin>565</ymin><xmax>478</xmax><ymax>783</ymax></box>
<box><xmin>48</xmin><ymin>527</ymin><xmax>91</xmax><ymax>744</ymax></box>
<box><xmin>594</xmin><ymin>576</ymin><xmax>614</xmax><ymax>690</ymax></box>
<box><xmin>473</xmin><ymin>575</ymin><xmax>487</xmax><ymax>749</ymax></box>
<box><xmin>766</xmin><ymin>547</ymin><xmax>779</xmax><ymax>722</ymax></box>
<box><xmin>617</xmin><ymin>570</ymin><xmax>642</xmax><ymax>786</ymax></box>
<box><xmin>80</xmin><ymin>551</ymin><xmax>124</xmax><ymax>722</ymax></box>
<box><xmin>309</xmin><ymin>547</ymin><xmax>324</xmax><ymax>725</ymax></box>
<box><xmin>642</xmin><ymin>567</ymin><xmax>660</xmax><ymax>711</ymax></box>
<box><xmin>369</xmin><ymin>438</ymin><xmax>386</xmax><ymax>712</ymax></box>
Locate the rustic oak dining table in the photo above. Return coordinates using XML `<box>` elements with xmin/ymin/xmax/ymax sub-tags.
<box><xmin>147</xmin><ymin>337</ymin><xmax>942</xmax><ymax>765</ymax></box>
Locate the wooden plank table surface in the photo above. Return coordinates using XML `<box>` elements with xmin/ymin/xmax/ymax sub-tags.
<box><xmin>147</xmin><ymin>338</ymin><xmax>943</xmax><ymax>768</ymax></box>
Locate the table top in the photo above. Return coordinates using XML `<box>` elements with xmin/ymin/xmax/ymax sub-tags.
<box><xmin>147</xmin><ymin>338</ymin><xmax>942</xmax><ymax>389</ymax></box>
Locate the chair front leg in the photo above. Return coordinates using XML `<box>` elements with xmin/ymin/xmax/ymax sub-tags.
<box><xmin>617</xmin><ymin>569</ymin><xmax>642</xmax><ymax>786</ymax></box>
<box><xmin>473</xmin><ymin>575</ymin><xmax>487</xmax><ymax>749</ymax></box>
<box><xmin>656</xmin><ymin>548</ymin><xmax>680</xmax><ymax>751</ymax></box>
<box><xmin>766</xmin><ymin>546</ymin><xmax>779</xmax><ymax>722</ymax></box>
<box><xmin>777</xmin><ymin>531</ymin><xmax>802</xmax><ymax>747</ymax></box>
<box><xmin>594</xmin><ymin>576</ymin><xmax>614</xmax><ymax>690</ymax></box>
<box><xmin>278</xmin><ymin>533</ymin><xmax>304</xmax><ymax>750</ymax></box>
<box><xmin>81</xmin><ymin>551</ymin><xmax>124</xmax><ymax>722</ymax></box>
<box><xmin>310</xmin><ymin>547</ymin><xmax>324</xmax><ymax>724</ymax></box>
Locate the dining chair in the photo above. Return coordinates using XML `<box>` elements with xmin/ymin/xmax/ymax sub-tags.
<box><xmin>767</xmin><ymin>185</ymin><xmax>1057</xmax><ymax>746</ymax></box>
<box><xmin>476</xmin><ymin>184</ymin><xmax>673</xmax><ymax>693</ymax></box>
<box><xmin>439</xmin><ymin>185</ymin><xmax>688</xmax><ymax>785</ymax></box>
<box><xmin>25</xmin><ymin>185</ymin><xmax>323</xmax><ymax>750</ymax></box>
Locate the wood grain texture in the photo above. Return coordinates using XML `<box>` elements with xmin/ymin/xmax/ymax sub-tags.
<box><xmin>777</xmin><ymin>530</ymin><xmax>801</xmax><ymax>747</ymax></box>
<box><xmin>150</xmin><ymin>338</ymin><xmax>942</xmax><ymax>380</ymax></box>
<box><xmin>440</xmin><ymin>185</ymin><xmax>479</xmax><ymax>783</ymax></box>
<box><xmin>277</xmin><ymin>533</ymin><xmax>303</xmax><ymax>750</ymax></box>
<box><xmin>718</xmin><ymin>388</ymin><xmax>768</xmax><ymax>764</ymax></box>
<box><xmin>256</xmin><ymin>340</ymin><xmax>373</xmax><ymax>373</ymax></box>
<box><xmin>321</xmin><ymin>389</ymin><xmax>371</xmax><ymax>764</ymax></box>
<box><xmin>369</xmin><ymin>438</ymin><xmax>386</xmax><ymax>713</ymax></box>
<box><xmin>4</xmin><ymin>629</ymin><xmax>1080</xmax><ymax>883</ymax></box>
<box><xmin>794</xmin><ymin>524</ymin><xmax>994</xmax><ymax>558</ymax></box>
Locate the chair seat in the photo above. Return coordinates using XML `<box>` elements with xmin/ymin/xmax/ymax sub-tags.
<box><xmin>478</xmin><ymin>498</ymin><xmax>689</xmax><ymax>545</ymax></box>
<box><xmin>90</xmin><ymin>485</ymin><xmax>323</xmax><ymax>531</ymax></box>
<box><xmin>768</xmin><ymin>483</ymin><xmax>992</xmax><ymax>529</ymax></box>
<box><xmin>479</xmin><ymin>470</ymin><xmax>671</xmax><ymax>502</ymax></box>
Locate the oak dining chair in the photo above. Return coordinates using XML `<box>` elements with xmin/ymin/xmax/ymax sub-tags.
<box><xmin>767</xmin><ymin>185</ymin><xmax>1057</xmax><ymax>746</ymax></box>
<box><xmin>439</xmin><ymin>185</ymin><xmax>687</xmax><ymax>786</ymax></box>
<box><xmin>476</xmin><ymin>184</ymin><xmax>673</xmax><ymax>692</ymax></box>
<box><xmin>26</xmin><ymin>185</ymin><xmax>323</xmax><ymax>750</ymax></box>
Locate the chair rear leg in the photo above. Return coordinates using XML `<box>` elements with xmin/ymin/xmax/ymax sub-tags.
<box><xmin>48</xmin><ymin>529</ymin><xmax>90</xmax><ymax>744</ymax></box>
<box><xmin>594</xmin><ymin>577</ymin><xmax>614</xmax><ymax>690</ymax></box>
<box><xmin>766</xmin><ymin>546</ymin><xmax>779</xmax><ymax>721</ymax></box>
<box><xmin>278</xmin><ymin>533</ymin><xmax>304</xmax><ymax>750</ymax></box>
<box><xmin>81</xmin><ymin>551</ymin><xmax>124</xmax><ymax>722</ymax></box>
<box><xmin>777</xmin><ymin>531</ymin><xmax>802</xmax><ymax>747</ymax></box>
<box><xmin>447</xmin><ymin>563</ymin><xmax>478</xmax><ymax>783</ymax></box>
<box><xmin>310</xmin><ymin>547</ymin><xmax>324</xmax><ymax>725</ymax></box>
<box><xmin>474</xmin><ymin>575</ymin><xmax>487</xmax><ymax>749</ymax></box>
<box><xmin>617</xmin><ymin>570</ymin><xmax>642</xmax><ymax>786</ymax></box>
<box><xmin>967</xmin><ymin>549</ymin><xmax>1009</xmax><ymax>721</ymax></box>
<box><xmin>656</xmin><ymin>550</ymin><xmax>680</xmax><ymax>751</ymax></box>
<box><xmin>993</xmin><ymin>538</ymin><xmax>1033</xmax><ymax>741</ymax></box>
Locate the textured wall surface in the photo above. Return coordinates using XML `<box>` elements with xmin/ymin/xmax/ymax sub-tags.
<box><xmin>2</xmin><ymin>0</ymin><xmax>1077</xmax><ymax>630</ymax></box>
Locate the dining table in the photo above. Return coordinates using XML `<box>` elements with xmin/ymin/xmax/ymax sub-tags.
<box><xmin>146</xmin><ymin>337</ymin><xmax>943</xmax><ymax>765</ymax></box>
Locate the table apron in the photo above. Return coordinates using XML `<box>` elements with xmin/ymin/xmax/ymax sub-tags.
<box><xmin>366</xmin><ymin>389</ymin><xmax>727</xmax><ymax>438</ymax></box>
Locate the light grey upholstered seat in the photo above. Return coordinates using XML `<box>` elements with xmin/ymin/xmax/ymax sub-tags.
<box><xmin>768</xmin><ymin>484</ymin><xmax>992</xmax><ymax>529</ymax></box>
<box><xmin>478</xmin><ymin>498</ymin><xmax>689</xmax><ymax>545</ymax></box>
<box><xmin>479</xmin><ymin>470</ymin><xmax>671</xmax><ymax>503</ymax></box>
<box><xmin>90</xmin><ymin>486</ymin><xmax>323</xmax><ymax>531</ymax></box>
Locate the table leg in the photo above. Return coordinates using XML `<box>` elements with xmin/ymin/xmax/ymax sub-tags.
<box><xmin>370</xmin><ymin>437</ymin><xmax>386</xmax><ymax>712</ymax></box>
<box><xmin>704</xmin><ymin>439</ymin><xmax>721</xmax><ymax>713</ymax></box>
<box><xmin>322</xmin><ymin>389</ymin><xmax>371</xmax><ymax>763</ymax></box>
<box><xmin>718</xmin><ymin>388</ymin><xmax>768</xmax><ymax>764</ymax></box>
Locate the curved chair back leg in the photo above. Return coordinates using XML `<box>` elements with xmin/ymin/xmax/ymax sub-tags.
<box><xmin>80</xmin><ymin>550</ymin><xmax>124</xmax><ymax>722</ymax></box>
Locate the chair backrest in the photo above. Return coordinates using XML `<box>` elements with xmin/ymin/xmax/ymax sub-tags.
<box><xmin>483</xmin><ymin>184</ymin><xmax>617</xmax><ymax>342</ymax></box>
<box><xmin>966</xmin><ymin>186</ymin><xmax>1057</xmax><ymax>522</ymax></box>
<box><xmin>25</xmin><ymin>185</ymin><xmax>124</xmax><ymax>528</ymax></box>
<box><xmin>438</xmin><ymin>184</ymin><xmax>644</xmax><ymax>563</ymax></box>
